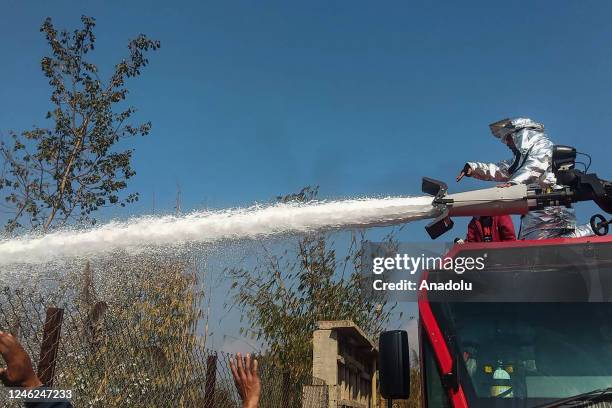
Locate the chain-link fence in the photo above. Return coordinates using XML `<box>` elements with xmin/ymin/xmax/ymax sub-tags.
<box><xmin>0</xmin><ymin>272</ymin><xmax>327</xmax><ymax>407</ymax></box>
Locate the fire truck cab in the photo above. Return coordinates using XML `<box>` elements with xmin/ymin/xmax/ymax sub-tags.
<box><xmin>379</xmin><ymin>235</ymin><xmax>612</xmax><ymax>408</ymax></box>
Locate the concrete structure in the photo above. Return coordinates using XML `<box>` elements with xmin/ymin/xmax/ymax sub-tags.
<box><xmin>303</xmin><ymin>320</ymin><xmax>379</xmax><ymax>408</ymax></box>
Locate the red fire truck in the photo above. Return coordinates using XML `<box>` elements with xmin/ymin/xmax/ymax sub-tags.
<box><xmin>379</xmin><ymin>235</ymin><xmax>612</xmax><ymax>408</ymax></box>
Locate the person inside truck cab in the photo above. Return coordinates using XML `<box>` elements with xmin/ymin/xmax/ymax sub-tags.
<box><xmin>456</xmin><ymin>117</ymin><xmax>593</xmax><ymax>240</ymax></box>
<box><xmin>466</xmin><ymin>215</ymin><xmax>516</xmax><ymax>243</ymax></box>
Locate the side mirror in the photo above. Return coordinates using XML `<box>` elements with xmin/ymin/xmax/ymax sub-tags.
<box><xmin>379</xmin><ymin>330</ymin><xmax>410</xmax><ymax>400</ymax></box>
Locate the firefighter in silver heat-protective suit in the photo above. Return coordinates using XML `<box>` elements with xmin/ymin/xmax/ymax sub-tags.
<box><xmin>457</xmin><ymin>117</ymin><xmax>593</xmax><ymax>240</ymax></box>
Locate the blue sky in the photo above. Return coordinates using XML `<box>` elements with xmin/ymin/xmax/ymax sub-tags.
<box><xmin>2</xmin><ymin>1</ymin><xmax>612</xmax><ymax>349</ymax></box>
<box><xmin>2</xmin><ymin>1</ymin><xmax>611</xmax><ymax>235</ymax></box>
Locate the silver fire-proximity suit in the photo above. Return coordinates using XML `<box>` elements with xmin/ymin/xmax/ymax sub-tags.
<box><xmin>465</xmin><ymin>117</ymin><xmax>593</xmax><ymax>240</ymax></box>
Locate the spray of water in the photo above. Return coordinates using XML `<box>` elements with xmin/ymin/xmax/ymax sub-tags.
<box><xmin>0</xmin><ymin>195</ymin><xmax>437</xmax><ymax>265</ymax></box>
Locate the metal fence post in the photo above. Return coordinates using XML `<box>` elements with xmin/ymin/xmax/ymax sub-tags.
<box><xmin>204</xmin><ymin>353</ymin><xmax>218</xmax><ymax>407</ymax></box>
<box><xmin>37</xmin><ymin>307</ymin><xmax>64</xmax><ymax>387</ymax></box>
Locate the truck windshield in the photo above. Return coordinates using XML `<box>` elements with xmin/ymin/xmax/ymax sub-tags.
<box><xmin>429</xmin><ymin>302</ymin><xmax>612</xmax><ymax>407</ymax></box>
